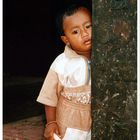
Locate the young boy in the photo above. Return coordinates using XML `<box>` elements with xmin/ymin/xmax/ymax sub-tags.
<box><xmin>37</xmin><ymin>1</ymin><xmax>92</xmax><ymax>140</ymax></box>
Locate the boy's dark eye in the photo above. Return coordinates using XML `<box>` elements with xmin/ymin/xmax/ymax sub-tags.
<box><xmin>86</xmin><ymin>24</ymin><xmax>92</xmax><ymax>28</ymax></box>
<box><xmin>72</xmin><ymin>30</ymin><xmax>78</xmax><ymax>34</ymax></box>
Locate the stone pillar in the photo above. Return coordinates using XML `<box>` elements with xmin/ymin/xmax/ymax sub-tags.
<box><xmin>91</xmin><ymin>0</ymin><xmax>137</xmax><ymax>139</ymax></box>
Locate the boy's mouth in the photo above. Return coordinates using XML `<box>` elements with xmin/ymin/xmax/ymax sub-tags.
<box><xmin>83</xmin><ymin>39</ymin><xmax>91</xmax><ymax>45</ymax></box>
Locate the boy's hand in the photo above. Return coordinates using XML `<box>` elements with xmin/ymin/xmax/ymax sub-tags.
<box><xmin>44</xmin><ymin>122</ymin><xmax>61</xmax><ymax>140</ymax></box>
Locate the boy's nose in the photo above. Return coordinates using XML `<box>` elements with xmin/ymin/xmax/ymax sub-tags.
<box><xmin>81</xmin><ymin>29</ymin><xmax>89</xmax><ymax>38</ymax></box>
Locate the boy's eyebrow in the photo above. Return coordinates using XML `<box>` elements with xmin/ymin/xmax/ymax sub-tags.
<box><xmin>70</xmin><ymin>21</ymin><xmax>92</xmax><ymax>30</ymax></box>
<box><xmin>83</xmin><ymin>21</ymin><xmax>92</xmax><ymax>25</ymax></box>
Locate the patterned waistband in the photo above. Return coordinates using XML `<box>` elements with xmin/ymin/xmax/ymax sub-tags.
<box><xmin>59</xmin><ymin>95</ymin><xmax>91</xmax><ymax>110</ymax></box>
<box><xmin>61</xmin><ymin>85</ymin><xmax>91</xmax><ymax>104</ymax></box>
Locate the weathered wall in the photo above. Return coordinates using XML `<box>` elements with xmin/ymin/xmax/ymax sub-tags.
<box><xmin>91</xmin><ymin>0</ymin><xmax>137</xmax><ymax>139</ymax></box>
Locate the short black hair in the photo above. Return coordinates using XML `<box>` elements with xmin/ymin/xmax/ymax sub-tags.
<box><xmin>56</xmin><ymin>0</ymin><xmax>92</xmax><ymax>36</ymax></box>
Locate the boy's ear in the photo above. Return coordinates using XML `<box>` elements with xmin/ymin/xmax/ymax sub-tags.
<box><xmin>61</xmin><ymin>36</ymin><xmax>69</xmax><ymax>45</ymax></box>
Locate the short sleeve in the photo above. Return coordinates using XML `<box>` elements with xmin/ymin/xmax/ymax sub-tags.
<box><xmin>36</xmin><ymin>69</ymin><xmax>59</xmax><ymax>107</ymax></box>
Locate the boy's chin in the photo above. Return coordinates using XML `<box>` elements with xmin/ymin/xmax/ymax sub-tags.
<box><xmin>84</xmin><ymin>45</ymin><xmax>92</xmax><ymax>51</ymax></box>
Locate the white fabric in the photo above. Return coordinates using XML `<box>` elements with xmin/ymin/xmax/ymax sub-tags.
<box><xmin>50</xmin><ymin>52</ymin><xmax>91</xmax><ymax>88</ymax></box>
<box><xmin>54</xmin><ymin>128</ymin><xmax>91</xmax><ymax>140</ymax></box>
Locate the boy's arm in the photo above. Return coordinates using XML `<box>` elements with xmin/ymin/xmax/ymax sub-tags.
<box><xmin>45</xmin><ymin>105</ymin><xmax>56</xmax><ymax>122</ymax></box>
<box><xmin>44</xmin><ymin>105</ymin><xmax>61</xmax><ymax>139</ymax></box>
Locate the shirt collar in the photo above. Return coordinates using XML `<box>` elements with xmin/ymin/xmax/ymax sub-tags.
<box><xmin>64</xmin><ymin>45</ymin><xmax>81</xmax><ymax>58</ymax></box>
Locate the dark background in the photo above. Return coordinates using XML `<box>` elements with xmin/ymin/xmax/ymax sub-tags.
<box><xmin>3</xmin><ymin>0</ymin><xmax>65</xmax><ymax>77</ymax></box>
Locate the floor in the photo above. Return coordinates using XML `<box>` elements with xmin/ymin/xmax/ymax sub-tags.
<box><xmin>3</xmin><ymin>115</ymin><xmax>46</xmax><ymax>140</ymax></box>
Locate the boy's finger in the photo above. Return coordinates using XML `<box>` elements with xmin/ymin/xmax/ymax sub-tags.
<box><xmin>55</xmin><ymin>129</ymin><xmax>59</xmax><ymax>134</ymax></box>
<box><xmin>56</xmin><ymin>127</ymin><xmax>61</xmax><ymax>134</ymax></box>
<box><xmin>55</xmin><ymin>129</ymin><xmax>61</xmax><ymax>138</ymax></box>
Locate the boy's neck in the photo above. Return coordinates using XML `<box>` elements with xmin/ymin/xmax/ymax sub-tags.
<box><xmin>77</xmin><ymin>51</ymin><xmax>91</xmax><ymax>60</ymax></box>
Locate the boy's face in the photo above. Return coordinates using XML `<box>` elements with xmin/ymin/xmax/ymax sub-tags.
<box><xmin>61</xmin><ymin>8</ymin><xmax>92</xmax><ymax>55</ymax></box>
